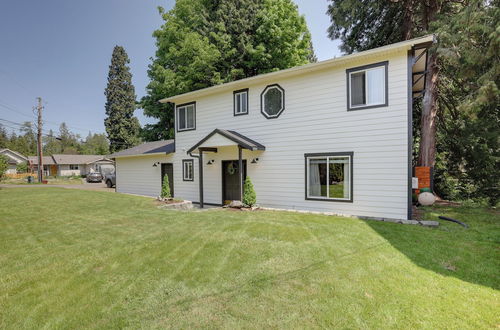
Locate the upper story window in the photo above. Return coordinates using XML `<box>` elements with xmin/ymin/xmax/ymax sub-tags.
<box><xmin>347</xmin><ymin>61</ymin><xmax>388</xmax><ymax>111</ymax></box>
<box><xmin>176</xmin><ymin>102</ymin><xmax>196</xmax><ymax>132</ymax></box>
<box><xmin>233</xmin><ymin>89</ymin><xmax>248</xmax><ymax>116</ymax></box>
<box><xmin>261</xmin><ymin>84</ymin><xmax>285</xmax><ymax>119</ymax></box>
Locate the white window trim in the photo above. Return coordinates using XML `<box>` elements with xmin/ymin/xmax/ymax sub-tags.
<box><xmin>234</xmin><ymin>90</ymin><xmax>248</xmax><ymax>115</ymax></box>
<box><xmin>305</xmin><ymin>154</ymin><xmax>352</xmax><ymax>202</ymax></box>
<box><xmin>347</xmin><ymin>61</ymin><xmax>388</xmax><ymax>111</ymax></box>
<box><xmin>176</xmin><ymin>103</ymin><xmax>196</xmax><ymax>132</ymax></box>
<box><xmin>182</xmin><ymin>159</ymin><xmax>194</xmax><ymax>181</ymax></box>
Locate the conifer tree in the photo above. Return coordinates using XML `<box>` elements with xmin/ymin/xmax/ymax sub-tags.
<box><xmin>243</xmin><ymin>176</ymin><xmax>257</xmax><ymax>207</ymax></box>
<box><xmin>104</xmin><ymin>46</ymin><xmax>141</xmax><ymax>152</ymax></box>
<box><xmin>161</xmin><ymin>174</ymin><xmax>171</xmax><ymax>198</ymax></box>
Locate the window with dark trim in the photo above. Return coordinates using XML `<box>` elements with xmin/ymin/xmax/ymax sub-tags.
<box><xmin>69</xmin><ymin>164</ymin><xmax>79</xmax><ymax>170</ymax></box>
<box><xmin>176</xmin><ymin>102</ymin><xmax>196</xmax><ymax>132</ymax></box>
<box><xmin>346</xmin><ymin>61</ymin><xmax>388</xmax><ymax>111</ymax></box>
<box><xmin>261</xmin><ymin>84</ymin><xmax>285</xmax><ymax>119</ymax></box>
<box><xmin>305</xmin><ymin>152</ymin><xmax>353</xmax><ymax>202</ymax></box>
<box><xmin>233</xmin><ymin>89</ymin><xmax>248</xmax><ymax>116</ymax></box>
<box><xmin>182</xmin><ymin>159</ymin><xmax>194</xmax><ymax>181</ymax></box>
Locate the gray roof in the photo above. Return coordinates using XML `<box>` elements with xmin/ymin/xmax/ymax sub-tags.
<box><xmin>0</xmin><ymin>148</ymin><xmax>28</xmax><ymax>162</ymax></box>
<box><xmin>109</xmin><ymin>140</ymin><xmax>175</xmax><ymax>158</ymax></box>
<box><xmin>51</xmin><ymin>154</ymin><xmax>112</xmax><ymax>165</ymax></box>
<box><xmin>28</xmin><ymin>156</ymin><xmax>56</xmax><ymax>165</ymax></box>
<box><xmin>187</xmin><ymin>129</ymin><xmax>265</xmax><ymax>154</ymax></box>
<box><xmin>27</xmin><ymin>155</ymin><xmax>112</xmax><ymax>165</ymax></box>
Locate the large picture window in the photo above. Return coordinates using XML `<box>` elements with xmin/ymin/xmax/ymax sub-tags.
<box><xmin>176</xmin><ymin>102</ymin><xmax>196</xmax><ymax>131</ymax></box>
<box><xmin>182</xmin><ymin>159</ymin><xmax>194</xmax><ymax>181</ymax></box>
<box><xmin>347</xmin><ymin>62</ymin><xmax>388</xmax><ymax>110</ymax></box>
<box><xmin>233</xmin><ymin>89</ymin><xmax>248</xmax><ymax>116</ymax></box>
<box><xmin>305</xmin><ymin>152</ymin><xmax>353</xmax><ymax>202</ymax></box>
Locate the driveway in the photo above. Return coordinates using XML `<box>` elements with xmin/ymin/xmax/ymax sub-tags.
<box><xmin>0</xmin><ymin>182</ymin><xmax>114</xmax><ymax>192</ymax></box>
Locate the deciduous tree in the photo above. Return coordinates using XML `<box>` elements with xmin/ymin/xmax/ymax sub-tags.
<box><xmin>141</xmin><ymin>0</ymin><xmax>316</xmax><ymax>140</ymax></box>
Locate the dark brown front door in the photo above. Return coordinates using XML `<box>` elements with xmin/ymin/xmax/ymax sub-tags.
<box><xmin>161</xmin><ymin>163</ymin><xmax>174</xmax><ymax>197</ymax></box>
<box><xmin>222</xmin><ymin>160</ymin><xmax>247</xmax><ymax>204</ymax></box>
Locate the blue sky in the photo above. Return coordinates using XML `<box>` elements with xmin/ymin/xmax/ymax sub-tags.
<box><xmin>0</xmin><ymin>0</ymin><xmax>341</xmax><ymax>136</ymax></box>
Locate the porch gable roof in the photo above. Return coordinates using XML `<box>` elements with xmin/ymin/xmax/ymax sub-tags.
<box><xmin>187</xmin><ymin>129</ymin><xmax>265</xmax><ymax>154</ymax></box>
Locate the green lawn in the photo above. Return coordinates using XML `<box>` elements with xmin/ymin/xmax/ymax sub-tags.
<box><xmin>0</xmin><ymin>188</ymin><xmax>498</xmax><ymax>328</ymax></box>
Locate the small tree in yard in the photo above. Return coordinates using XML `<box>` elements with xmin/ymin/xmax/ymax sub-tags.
<box><xmin>161</xmin><ymin>174</ymin><xmax>171</xmax><ymax>199</ymax></box>
<box><xmin>16</xmin><ymin>162</ymin><xmax>28</xmax><ymax>173</ymax></box>
<box><xmin>0</xmin><ymin>155</ymin><xmax>8</xmax><ymax>181</ymax></box>
<box><xmin>243</xmin><ymin>176</ymin><xmax>256</xmax><ymax>207</ymax></box>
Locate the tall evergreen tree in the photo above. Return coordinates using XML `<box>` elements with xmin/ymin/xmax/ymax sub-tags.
<box><xmin>104</xmin><ymin>46</ymin><xmax>141</xmax><ymax>152</ymax></box>
<box><xmin>141</xmin><ymin>0</ymin><xmax>316</xmax><ymax>140</ymax></box>
<box><xmin>432</xmin><ymin>0</ymin><xmax>499</xmax><ymax>204</ymax></box>
<box><xmin>326</xmin><ymin>0</ymin><xmax>462</xmax><ymax>167</ymax></box>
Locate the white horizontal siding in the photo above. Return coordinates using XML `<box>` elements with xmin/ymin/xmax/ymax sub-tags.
<box><xmin>115</xmin><ymin>155</ymin><xmax>173</xmax><ymax>197</ymax></box>
<box><xmin>169</xmin><ymin>50</ymin><xmax>410</xmax><ymax>219</ymax></box>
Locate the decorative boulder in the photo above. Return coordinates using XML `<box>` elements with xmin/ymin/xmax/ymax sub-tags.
<box><xmin>418</xmin><ymin>192</ymin><xmax>436</xmax><ymax>206</ymax></box>
<box><xmin>228</xmin><ymin>200</ymin><xmax>244</xmax><ymax>208</ymax></box>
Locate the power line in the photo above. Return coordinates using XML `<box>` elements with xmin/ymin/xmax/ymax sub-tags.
<box><xmin>0</xmin><ymin>101</ymin><xmax>35</xmax><ymax>119</ymax></box>
<box><xmin>0</xmin><ymin>100</ymin><xmax>97</xmax><ymax>134</ymax></box>
<box><xmin>0</xmin><ymin>68</ymin><xmax>36</xmax><ymax>96</ymax></box>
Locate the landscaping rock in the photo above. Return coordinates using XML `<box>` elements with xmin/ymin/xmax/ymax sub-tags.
<box><xmin>228</xmin><ymin>200</ymin><xmax>244</xmax><ymax>208</ymax></box>
<box><xmin>158</xmin><ymin>200</ymin><xmax>193</xmax><ymax>210</ymax></box>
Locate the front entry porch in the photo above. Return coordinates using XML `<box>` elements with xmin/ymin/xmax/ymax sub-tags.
<box><xmin>187</xmin><ymin>129</ymin><xmax>265</xmax><ymax>208</ymax></box>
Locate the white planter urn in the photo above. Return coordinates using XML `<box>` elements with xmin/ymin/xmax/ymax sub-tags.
<box><xmin>418</xmin><ymin>192</ymin><xmax>436</xmax><ymax>206</ymax></box>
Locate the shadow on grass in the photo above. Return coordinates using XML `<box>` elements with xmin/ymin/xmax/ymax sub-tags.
<box><xmin>366</xmin><ymin>205</ymin><xmax>500</xmax><ymax>290</ymax></box>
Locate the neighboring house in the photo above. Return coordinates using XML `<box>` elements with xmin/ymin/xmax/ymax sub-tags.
<box><xmin>111</xmin><ymin>36</ymin><xmax>434</xmax><ymax>220</ymax></box>
<box><xmin>28</xmin><ymin>155</ymin><xmax>115</xmax><ymax>176</ymax></box>
<box><xmin>0</xmin><ymin>148</ymin><xmax>28</xmax><ymax>174</ymax></box>
<box><xmin>28</xmin><ymin>156</ymin><xmax>57</xmax><ymax>177</ymax></box>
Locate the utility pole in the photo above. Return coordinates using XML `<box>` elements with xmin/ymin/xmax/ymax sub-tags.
<box><xmin>35</xmin><ymin>97</ymin><xmax>43</xmax><ymax>183</ymax></box>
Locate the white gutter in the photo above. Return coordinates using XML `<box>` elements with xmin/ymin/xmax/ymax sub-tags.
<box><xmin>160</xmin><ymin>35</ymin><xmax>435</xmax><ymax>104</ymax></box>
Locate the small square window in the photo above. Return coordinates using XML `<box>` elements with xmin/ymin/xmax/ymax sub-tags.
<box><xmin>182</xmin><ymin>159</ymin><xmax>194</xmax><ymax>181</ymax></box>
<box><xmin>347</xmin><ymin>62</ymin><xmax>388</xmax><ymax>111</ymax></box>
<box><xmin>176</xmin><ymin>103</ymin><xmax>196</xmax><ymax>131</ymax></box>
<box><xmin>233</xmin><ymin>89</ymin><xmax>248</xmax><ymax>116</ymax></box>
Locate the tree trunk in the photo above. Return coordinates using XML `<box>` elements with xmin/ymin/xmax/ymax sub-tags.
<box><xmin>418</xmin><ymin>51</ymin><xmax>439</xmax><ymax>166</ymax></box>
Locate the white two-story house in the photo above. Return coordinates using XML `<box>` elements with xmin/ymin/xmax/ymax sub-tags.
<box><xmin>111</xmin><ymin>36</ymin><xmax>433</xmax><ymax>220</ymax></box>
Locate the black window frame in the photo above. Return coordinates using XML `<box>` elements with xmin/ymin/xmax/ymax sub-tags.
<box><xmin>304</xmin><ymin>152</ymin><xmax>354</xmax><ymax>203</ymax></box>
<box><xmin>260</xmin><ymin>84</ymin><xmax>285</xmax><ymax>119</ymax></box>
<box><xmin>346</xmin><ymin>61</ymin><xmax>388</xmax><ymax>111</ymax></box>
<box><xmin>69</xmin><ymin>164</ymin><xmax>79</xmax><ymax>170</ymax></box>
<box><xmin>176</xmin><ymin>102</ymin><xmax>196</xmax><ymax>132</ymax></box>
<box><xmin>182</xmin><ymin>159</ymin><xmax>194</xmax><ymax>181</ymax></box>
<box><xmin>233</xmin><ymin>88</ymin><xmax>249</xmax><ymax>116</ymax></box>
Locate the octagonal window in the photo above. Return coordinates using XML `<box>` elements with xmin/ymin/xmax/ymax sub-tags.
<box><xmin>261</xmin><ymin>84</ymin><xmax>285</xmax><ymax>119</ymax></box>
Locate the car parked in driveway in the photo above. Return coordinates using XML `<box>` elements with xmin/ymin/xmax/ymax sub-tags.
<box><xmin>86</xmin><ymin>172</ymin><xmax>103</xmax><ymax>183</ymax></box>
<box><xmin>104</xmin><ymin>172</ymin><xmax>115</xmax><ymax>188</ymax></box>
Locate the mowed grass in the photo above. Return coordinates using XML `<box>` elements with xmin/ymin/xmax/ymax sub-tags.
<box><xmin>0</xmin><ymin>188</ymin><xmax>498</xmax><ymax>329</ymax></box>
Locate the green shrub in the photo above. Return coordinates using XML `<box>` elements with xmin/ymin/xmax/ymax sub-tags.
<box><xmin>242</xmin><ymin>176</ymin><xmax>256</xmax><ymax>207</ymax></box>
<box><xmin>16</xmin><ymin>162</ymin><xmax>28</xmax><ymax>173</ymax></box>
<box><xmin>0</xmin><ymin>155</ymin><xmax>8</xmax><ymax>181</ymax></box>
<box><xmin>161</xmin><ymin>174</ymin><xmax>171</xmax><ymax>198</ymax></box>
